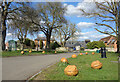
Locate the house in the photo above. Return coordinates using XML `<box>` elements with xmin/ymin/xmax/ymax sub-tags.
<box><xmin>65</xmin><ymin>40</ymin><xmax>90</xmax><ymax>50</ymax></box>
<box><xmin>99</xmin><ymin>36</ymin><xmax>117</xmax><ymax>51</ymax></box>
<box><xmin>5</xmin><ymin>40</ymin><xmax>17</xmax><ymax>51</ymax></box>
<box><xmin>34</xmin><ymin>37</ymin><xmax>55</xmax><ymax>49</ymax></box>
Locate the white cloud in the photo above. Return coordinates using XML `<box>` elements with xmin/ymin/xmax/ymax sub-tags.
<box><xmin>38</xmin><ymin>34</ymin><xmax>45</xmax><ymax>37</ymax></box>
<box><xmin>64</xmin><ymin>0</ymin><xmax>102</xmax><ymax>17</ymax></box>
<box><xmin>74</xmin><ymin>30</ymin><xmax>110</xmax><ymax>41</ymax></box>
<box><xmin>77</xmin><ymin>22</ymin><xmax>96</xmax><ymax>28</ymax></box>
<box><xmin>7</xmin><ymin>33</ymin><xmax>12</xmax><ymax>36</ymax></box>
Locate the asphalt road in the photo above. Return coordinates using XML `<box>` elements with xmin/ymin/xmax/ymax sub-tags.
<box><xmin>2</xmin><ymin>52</ymin><xmax>78</xmax><ymax>80</ymax></box>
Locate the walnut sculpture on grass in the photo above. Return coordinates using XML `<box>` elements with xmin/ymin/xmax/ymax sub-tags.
<box><xmin>42</xmin><ymin>51</ymin><xmax>45</xmax><ymax>53</ymax></box>
<box><xmin>91</xmin><ymin>60</ymin><xmax>102</xmax><ymax>69</ymax></box>
<box><xmin>55</xmin><ymin>51</ymin><xmax>57</xmax><ymax>54</ymax></box>
<box><xmin>85</xmin><ymin>52</ymin><xmax>88</xmax><ymax>55</ymax></box>
<box><xmin>21</xmin><ymin>51</ymin><xmax>24</xmax><ymax>54</ymax></box>
<box><xmin>92</xmin><ymin>52</ymin><xmax>95</xmax><ymax>55</ymax></box>
<box><xmin>64</xmin><ymin>65</ymin><xmax>78</xmax><ymax>76</ymax></box>
<box><xmin>29</xmin><ymin>50</ymin><xmax>32</xmax><ymax>53</ymax></box>
<box><xmin>72</xmin><ymin>54</ymin><xmax>77</xmax><ymax>58</ymax></box>
<box><xmin>80</xmin><ymin>53</ymin><xmax>83</xmax><ymax>55</ymax></box>
<box><xmin>61</xmin><ymin>58</ymin><xmax>68</xmax><ymax>63</ymax></box>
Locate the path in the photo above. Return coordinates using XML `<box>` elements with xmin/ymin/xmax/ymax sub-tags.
<box><xmin>2</xmin><ymin>52</ymin><xmax>78</xmax><ymax>80</ymax></box>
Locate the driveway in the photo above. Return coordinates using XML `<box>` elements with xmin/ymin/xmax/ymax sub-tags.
<box><xmin>2</xmin><ymin>52</ymin><xmax>78</xmax><ymax>80</ymax></box>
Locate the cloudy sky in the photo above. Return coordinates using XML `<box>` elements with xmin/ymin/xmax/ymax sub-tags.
<box><xmin>6</xmin><ymin>1</ymin><xmax>113</xmax><ymax>42</ymax></box>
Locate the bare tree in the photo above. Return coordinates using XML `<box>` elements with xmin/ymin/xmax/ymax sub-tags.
<box><xmin>26</xmin><ymin>2</ymin><xmax>67</xmax><ymax>49</ymax></box>
<box><xmin>7</xmin><ymin>3</ymin><xmax>34</xmax><ymax>50</ymax></box>
<box><xmin>53</xmin><ymin>23</ymin><xmax>77</xmax><ymax>47</ymax></box>
<box><xmin>0</xmin><ymin>1</ymin><xmax>24</xmax><ymax>51</ymax></box>
<box><xmin>118</xmin><ymin>1</ymin><xmax>120</xmax><ymax>53</ymax></box>
<box><xmin>80</xmin><ymin>0</ymin><xmax>120</xmax><ymax>53</ymax></box>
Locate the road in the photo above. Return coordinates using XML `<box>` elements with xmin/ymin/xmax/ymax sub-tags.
<box><xmin>2</xmin><ymin>52</ymin><xmax>78</xmax><ymax>80</ymax></box>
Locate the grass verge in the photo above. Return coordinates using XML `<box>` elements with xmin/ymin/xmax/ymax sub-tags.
<box><xmin>2</xmin><ymin>50</ymin><xmax>66</xmax><ymax>57</ymax></box>
<box><xmin>33</xmin><ymin>52</ymin><xmax>119</xmax><ymax>80</ymax></box>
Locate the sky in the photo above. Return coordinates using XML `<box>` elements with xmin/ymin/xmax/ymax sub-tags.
<box><xmin>6</xmin><ymin>0</ymin><xmax>115</xmax><ymax>42</ymax></box>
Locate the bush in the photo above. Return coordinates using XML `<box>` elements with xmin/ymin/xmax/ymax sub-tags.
<box><xmin>50</xmin><ymin>41</ymin><xmax>61</xmax><ymax>49</ymax></box>
<box><xmin>86</xmin><ymin>41</ymin><xmax>105</xmax><ymax>49</ymax></box>
<box><xmin>80</xmin><ymin>47</ymin><xmax>84</xmax><ymax>51</ymax></box>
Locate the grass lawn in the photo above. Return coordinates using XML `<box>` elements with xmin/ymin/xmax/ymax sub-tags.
<box><xmin>33</xmin><ymin>52</ymin><xmax>119</xmax><ymax>80</ymax></box>
<box><xmin>2</xmin><ymin>50</ymin><xmax>65</xmax><ymax>57</ymax></box>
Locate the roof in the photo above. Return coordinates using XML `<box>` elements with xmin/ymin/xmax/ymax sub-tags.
<box><xmin>100</xmin><ymin>36</ymin><xmax>111</xmax><ymax>41</ymax></box>
<box><xmin>35</xmin><ymin>37</ymin><xmax>55</xmax><ymax>41</ymax></box>
<box><xmin>100</xmin><ymin>36</ymin><xmax>117</xmax><ymax>42</ymax></box>
<box><xmin>65</xmin><ymin>41</ymin><xmax>87</xmax><ymax>48</ymax></box>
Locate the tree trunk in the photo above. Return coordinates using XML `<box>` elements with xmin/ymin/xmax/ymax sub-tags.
<box><xmin>1</xmin><ymin>20</ymin><xmax>6</xmax><ymax>51</ymax></box>
<box><xmin>46</xmin><ymin>34</ymin><xmax>51</xmax><ymax>49</ymax></box>
<box><xmin>20</xmin><ymin>42</ymin><xmax>24</xmax><ymax>50</ymax></box>
<box><xmin>117</xmin><ymin>40</ymin><xmax>120</xmax><ymax>53</ymax></box>
<box><xmin>118</xmin><ymin>2</ymin><xmax>120</xmax><ymax>53</ymax></box>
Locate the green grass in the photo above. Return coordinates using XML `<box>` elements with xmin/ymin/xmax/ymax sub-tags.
<box><xmin>33</xmin><ymin>52</ymin><xmax>119</xmax><ymax>80</ymax></box>
<box><xmin>2</xmin><ymin>50</ymin><xmax>65</xmax><ymax>57</ymax></box>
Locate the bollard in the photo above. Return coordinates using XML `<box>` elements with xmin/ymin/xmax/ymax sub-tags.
<box><xmin>101</xmin><ymin>47</ymin><xmax>107</xmax><ymax>58</ymax></box>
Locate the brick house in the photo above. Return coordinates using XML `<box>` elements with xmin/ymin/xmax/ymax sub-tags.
<box><xmin>34</xmin><ymin>37</ymin><xmax>55</xmax><ymax>49</ymax></box>
<box><xmin>99</xmin><ymin>36</ymin><xmax>117</xmax><ymax>51</ymax></box>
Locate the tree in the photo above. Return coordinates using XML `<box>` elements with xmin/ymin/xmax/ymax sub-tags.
<box><xmin>7</xmin><ymin>3</ymin><xmax>34</xmax><ymax>50</ymax></box>
<box><xmin>0</xmin><ymin>1</ymin><xmax>23</xmax><ymax>51</ymax></box>
<box><xmin>53</xmin><ymin>23</ymin><xmax>77</xmax><ymax>47</ymax></box>
<box><xmin>80</xmin><ymin>0</ymin><xmax>119</xmax><ymax>53</ymax></box>
<box><xmin>1</xmin><ymin>1</ymin><xmax>14</xmax><ymax>51</ymax></box>
<box><xmin>118</xmin><ymin>1</ymin><xmax>120</xmax><ymax>53</ymax></box>
<box><xmin>25</xmin><ymin>2</ymin><xmax>67</xmax><ymax>49</ymax></box>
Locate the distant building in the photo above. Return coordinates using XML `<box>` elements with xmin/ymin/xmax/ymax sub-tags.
<box><xmin>5</xmin><ymin>40</ymin><xmax>17</xmax><ymax>51</ymax></box>
<box><xmin>34</xmin><ymin>37</ymin><xmax>55</xmax><ymax>49</ymax></box>
<box><xmin>65</xmin><ymin>39</ymin><xmax>90</xmax><ymax>50</ymax></box>
<box><xmin>99</xmin><ymin>36</ymin><xmax>117</xmax><ymax>51</ymax></box>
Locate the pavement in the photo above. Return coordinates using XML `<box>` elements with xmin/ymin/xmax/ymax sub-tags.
<box><xmin>2</xmin><ymin>52</ymin><xmax>78</xmax><ymax>80</ymax></box>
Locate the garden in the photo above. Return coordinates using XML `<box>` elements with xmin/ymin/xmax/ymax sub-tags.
<box><xmin>33</xmin><ymin>52</ymin><xmax>119</xmax><ymax>80</ymax></box>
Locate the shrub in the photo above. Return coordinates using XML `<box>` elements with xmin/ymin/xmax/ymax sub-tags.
<box><xmin>80</xmin><ymin>47</ymin><xmax>84</xmax><ymax>51</ymax></box>
<box><xmin>86</xmin><ymin>41</ymin><xmax>105</xmax><ymax>49</ymax></box>
<box><xmin>50</xmin><ymin>41</ymin><xmax>61</xmax><ymax>49</ymax></box>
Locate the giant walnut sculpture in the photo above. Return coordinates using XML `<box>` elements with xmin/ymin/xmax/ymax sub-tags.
<box><xmin>85</xmin><ymin>52</ymin><xmax>88</xmax><ymax>55</ymax></box>
<box><xmin>21</xmin><ymin>51</ymin><xmax>24</xmax><ymax>54</ymax></box>
<box><xmin>91</xmin><ymin>60</ymin><xmax>102</xmax><ymax>69</ymax></box>
<box><xmin>42</xmin><ymin>51</ymin><xmax>45</xmax><ymax>53</ymax></box>
<box><xmin>80</xmin><ymin>53</ymin><xmax>83</xmax><ymax>55</ymax></box>
<box><xmin>61</xmin><ymin>58</ymin><xmax>68</xmax><ymax>63</ymax></box>
<box><xmin>64</xmin><ymin>65</ymin><xmax>78</xmax><ymax>76</ymax></box>
<box><xmin>72</xmin><ymin>54</ymin><xmax>77</xmax><ymax>58</ymax></box>
<box><xmin>29</xmin><ymin>50</ymin><xmax>32</xmax><ymax>53</ymax></box>
<box><xmin>92</xmin><ymin>52</ymin><xmax>95</xmax><ymax>55</ymax></box>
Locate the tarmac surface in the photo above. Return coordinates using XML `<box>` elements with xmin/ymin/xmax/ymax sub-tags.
<box><xmin>2</xmin><ymin>52</ymin><xmax>78</xmax><ymax>80</ymax></box>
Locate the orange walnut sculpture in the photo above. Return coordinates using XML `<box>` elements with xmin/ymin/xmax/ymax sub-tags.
<box><xmin>42</xmin><ymin>51</ymin><xmax>45</xmax><ymax>53</ymax></box>
<box><xmin>91</xmin><ymin>60</ymin><xmax>102</xmax><ymax>69</ymax></box>
<box><xmin>92</xmin><ymin>52</ymin><xmax>95</xmax><ymax>55</ymax></box>
<box><xmin>21</xmin><ymin>51</ymin><xmax>24</xmax><ymax>54</ymax></box>
<box><xmin>61</xmin><ymin>58</ymin><xmax>68</xmax><ymax>63</ymax></box>
<box><xmin>55</xmin><ymin>51</ymin><xmax>57</xmax><ymax>54</ymax></box>
<box><xmin>29</xmin><ymin>50</ymin><xmax>32</xmax><ymax>53</ymax></box>
<box><xmin>72</xmin><ymin>54</ymin><xmax>77</xmax><ymax>58</ymax></box>
<box><xmin>80</xmin><ymin>53</ymin><xmax>83</xmax><ymax>55</ymax></box>
<box><xmin>64</xmin><ymin>65</ymin><xmax>78</xmax><ymax>76</ymax></box>
<box><xmin>85</xmin><ymin>52</ymin><xmax>88</xmax><ymax>55</ymax></box>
